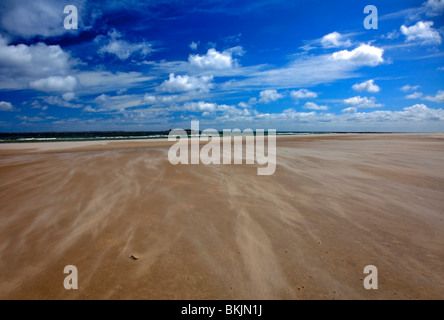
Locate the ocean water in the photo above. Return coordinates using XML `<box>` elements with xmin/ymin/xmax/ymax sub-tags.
<box><xmin>0</xmin><ymin>131</ymin><xmax>353</xmax><ymax>143</ymax></box>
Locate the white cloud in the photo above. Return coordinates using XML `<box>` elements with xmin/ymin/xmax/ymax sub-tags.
<box><xmin>424</xmin><ymin>90</ymin><xmax>444</xmax><ymax>102</ymax></box>
<box><xmin>259</xmin><ymin>89</ymin><xmax>283</xmax><ymax>103</ymax></box>
<box><xmin>380</xmin><ymin>1</ymin><xmax>444</xmax><ymax>23</ymax></box>
<box><xmin>400</xmin><ymin>21</ymin><xmax>442</xmax><ymax>45</ymax></box>
<box><xmin>238</xmin><ymin>102</ymin><xmax>250</xmax><ymax>108</ymax></box>
<box><xmin>321</xmin><ymin>32</ymin><xmax>352</xmax><ymax>48</ymax></box>
<box><xmin>290</xmin><ymin>89</ymin><xmax>318</xmax><ymax>99</ymax></box>
<box><xmin>142</xmin><ymin>93</ymin><xmax>191</xmax><ymax>105</ymax></box>
<box><xmin>331</xmin><ymin>44</ymin><xmax>384</xmax><ymax>67</ymax></box>
<box><xmin>400</xmin><ymin>104</ymin><xmax>444</xmax><ymax>120</ymax></box>
<box><xmin>0</xmin><ymin>101</ymin><xmax>15</xmax><ymax>112</ymax></box>
<box><xmin>16</xmin><ymin>115</ymin><xmax>45</xmax><ymax>122</ymax></box>
<box><xmin>383</xmin><ymin>30</ymin><xmax>400</xmax><ymax>40</ymax></box>
<box><xmin>95</xmin><ymin>94</ymin><xmax>110</xmax><ymax>103</ymax></box>
<box><xmin>423</xmin><ymin>0</ymin><xmax>444</xmax><ymax>16</ymax></box>
<box><xmin>229</xmin><ymin>50</ymin><xmax>383</xmax><ymax>90</ymax></box>
<box><xmin>0</xmin><ymin>36</ymin><xmax>74</xmax><ymax>90</ymax></box>
<box><xmin>142</xmin><ymin>95</ymin><xmax>157</xmax><ymax>104</ymax></box>
<box><xmin>301</xmin><ymin>32</ymin><xmax>355</xmax><ymax>51</ymax></box>
<box><xmin>62</xmin><ymin>92</ymin><xmax>76</xmax><ymax>101</ymax></box>
<box><xmin>352</xmin><ymin>80</ymin><xmax>381</xmax><ymax>93</ymax></box>
<box><xmin>254</xmin><ymin>104</ymin><xmax>444</xmax><ymax>131</ymax></box>
<box><xmin>189</xmin><ymin>47</ymin><xmax>243</xmax><ymax>70</ymax></box>
<box><xmin>184</xmin><ymin>101</ymin><xmax>218</xmax><ymax>112</ymax></box>
<box><xmin>158</xmin><ymin>73</ymin><xmax>214</xmax><ymax>93</ymax></box>
<box><xmin>30</xmin><ymin>76</ymin><xmax>78</xmax><ymax>92</ymax></box>
<box><xmin>83</xmin><ymin>106</ymin><xmax>97</xmax><ymax>113</ymax></box>
<box><xmin>182</xmin><ymin>102</ymin><xmax>253</xmax><ymax>119</ymax></box>
<box><xmin>342</xmin><ymin>107</ymin><xmax>357</xmax><ymax>113</ymax></box>
<box><xmin>43</xmin><ymin>96</ymin><xmax>82</xmax><ymax>108</ymax></box>
<box><xmin>303</xmin><ymin>102</ymin><xmax>328</xmax><ymax>111</ymax></box>
<box><xmin>30</xmin><ymin>100</ymin><xmax>48</xmax><ymax>111</ymax></box>
<box><xmin>98</xmin><ymin>30</ymin><xmax>154</xmax><ymax>61</ymax></box>
<box><xmin>151</xmin><ymin>43</ymin><xmax>385</xmax><ymax>91</ymax></box>
<box><xmin>248</xmin><ymin>97</ymin><xmax>258</xmax><ymax>105</ymax></box>
<box><xmin>344</xmin><ymin>96</ymin><xmax>383</xmax><ymax>108</ymax></box>
<box><xmin>341</xmin><ymin>104</ymin><xmax>444</xmax><ymax>124</ymax></box>
<box><xmin>76</xmin><ymin>71</ymin><xmax>154</xmax><ymax>95</ymax></box>
<box><xmin>91</xmin><ymin>94</ymin><xmax>145</xmax><ymax>112</ymax></box>
<box><xmin>189</xmin><ymin>41</ymin><xmax>199</xmax><ymax>50</ymax></box>
<box><xmin>406</xmin><ymin>92</ymin><xmax>424</xmax><ymax>99</ymax></box>
<box><xmin>0</xmin><ymin>0</ymin><xmax>84</xmax><ymax>38</ymax></box>
<box><xmin>401</xmin><ymin>84</ymin><xmax>421</xmax><ymax>92</ymax></box>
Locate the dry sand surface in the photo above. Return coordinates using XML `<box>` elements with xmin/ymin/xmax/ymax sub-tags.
<box><xmin>0</xmin><ymin>134</ymin><xmax>443</xmax><ymax>300</ymax></box>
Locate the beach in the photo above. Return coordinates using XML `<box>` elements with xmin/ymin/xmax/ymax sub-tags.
<box><xmin>0</xmin><ymin>134</ymin><xmax>443</xmax><ymax>300</ymax></box>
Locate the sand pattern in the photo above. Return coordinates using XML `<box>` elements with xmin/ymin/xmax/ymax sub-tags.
<box><xmin>0</xmin><ymin>134</ymin><xmax>443</xmax><ymax>299</ymax></box>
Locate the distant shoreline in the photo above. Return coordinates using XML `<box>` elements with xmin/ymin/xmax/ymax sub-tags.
<box><xmin>1</xmin><ymin>133</ymin><xmax>442</xmax><ymax>157</ymax></box>
<box><xmin>0</xmin><ymin>131</ymin><xmax>410</xmax><ymax>144</ymax></box>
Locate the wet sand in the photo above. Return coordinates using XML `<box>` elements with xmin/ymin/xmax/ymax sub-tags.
<box><xmin>0</xmin><ymin>134</ymin><xmax>443</xmax><ymax>300</ymax></box>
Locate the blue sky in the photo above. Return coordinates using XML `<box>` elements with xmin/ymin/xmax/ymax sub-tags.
<box><xmin>0</xmin><ymin>0</ymin><xmax>443</xmax><ymax>132</ymax></box>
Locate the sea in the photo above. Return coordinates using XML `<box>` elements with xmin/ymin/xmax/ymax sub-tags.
<box><xmin>0</xmin><ymin>131</ymin><xmax>382</xmax><ymax>143</ymax></box>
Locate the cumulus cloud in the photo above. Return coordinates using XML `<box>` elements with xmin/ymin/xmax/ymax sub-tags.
<box><xmin>401</xmin><ymin>84</ymin><xmax>421</xmax><ymax>92</ymax></box>
<box><xmin>338</xmin><ymin>104</ymin><xmax>444</xmax><ymax>124</ymax></box>
<box><xmin>344</xmin><ymin>96</ymin><xmax>383</xmax><ymax>108</ymax></box>
<box><xmin>406</xmin><ymin>92</ymin><xmax>423</xmax><ymax>99</ymax></box>
<box><xmin>184</xmin><ymin>101</ymin><xmax>218</xmax><ymax>112</ymax></box>
<box><xmin>30</xmin><ymin>76</ymin><xmax>78</xmax><ymax>92</ymax></box>
<box><xmin>158</xmin><ymin>73</ymin><xmax>214</xmax><ymax>92</ymax></box>
<box><xmin>274</xmin><ymin>104</ymin><xmax>444</xmax><ymax>129</ymax></box>
<box><xmin>0</xmin><ymin>36</ymin><xmax>74</xmax><ymax>90</ymax></box>
<box><xmin>423</xmin><ymin>0</ymin><xmax>444</xmax><ymax>16</ymax></box>
<box><xmin>62</xmin><ymin>92</ymin><xmax>76</xmax><ymax>101</ymax></box>
<box><xmin>303</xmin><ymin>102</ymin><xmax>328</xmax><ymax>111</ymax></box>
<box><xmin>342</xmin><ymin>107</ymin><xmax>357</xmax><ymax>113</ymax></box>
<box><xmin>424</xmin><ymin>90</ymin><xmax>444</xmax><ymax>102</ymax></box>
<box><xmin>180</xmin><ymin>101</ymin><xmax>253</xmax><ymax>120</ymax></box>
<box><xmin>400</xmin><ymin>21</ymin><xmax>442</xmax><ymax>45</ymax></box>
<box><xmin>352</xmin><ymin>80</ymin><xmax>381</xmax><ymax>93</ymax></box>
<box><xmin>0</xmin><ymin>0</ymin><xmax>84</xmax><ymax>38</ymax></box>
<box><xmin>0</xmin><ymin>101</ymin><xmax>16</xmax><ymax>112</ymax></box>
<box><xmin>399</xmin><ymin>104</ymin><xmax>444</xmax><ymax>120</ymax></box>
<box><xmin>143</xmin><ymin>94</ymin><xmax>179</xmax><ymax>105</ymax></box>
<box><xmin>321</xmin><ymin>32</ymin><xmax>352</xmax><ymax>48</ymax></box>
<box><xmin>290</xmin><ymin>89</ymin><xmax>318</xmax><ymax>99</ymax></box>
<box><xmin>258</xmin><ymin>89</ymin><xmax>284</xmax><ymax>103</ymax></box>
<box><xmin>98</xmin><ymin>30</ymin><xmax>154</xmax><ymax>61</ymax></box>
<box><xmin>189</xmin><ymin>47</ymin><xmax>243</xmax><ymax>69</ymax></box>
<box><xmin>142</xmin><ymin>95</ymin><xmax>157</xmax><ymax>104</ymax></box>
<box><xmin>331</xmin><ymin>44</ymin><xmax>384</xmax><ymax>67</ymax></box>
<box><xmin>140</xmin><ymin>94</ymin><xmax>202</xmax><ymax>107</ymax></box>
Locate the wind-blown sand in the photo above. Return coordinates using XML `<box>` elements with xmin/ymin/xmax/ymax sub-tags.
<box><xmin>0</xmin><ymin>134</ymin><xmax>443</xmax><ymax>300</ymax></box>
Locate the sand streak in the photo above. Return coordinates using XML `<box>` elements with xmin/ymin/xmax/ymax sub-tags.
<box><xmin>0</xmin><ymin>134</ymin><xmax>443</xmax><ymax>299</ymax></box>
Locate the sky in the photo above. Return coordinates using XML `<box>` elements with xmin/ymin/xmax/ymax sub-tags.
<box><xmin>0</xmin><ymin>0</ymin><xmax>443</xmax><ymax>132</ymax></box>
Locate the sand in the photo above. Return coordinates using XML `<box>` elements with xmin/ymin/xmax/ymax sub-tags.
<box><xmin>0</xmin><ymin>134</ymin><xmax>443</xmax><ymax>300</ymax></box>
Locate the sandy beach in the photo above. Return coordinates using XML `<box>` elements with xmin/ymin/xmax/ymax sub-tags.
<box><xmin>0</xmin><ymin>134</ymin><xmax>443</xmax><ymax>300</ymax></box>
